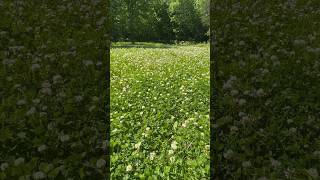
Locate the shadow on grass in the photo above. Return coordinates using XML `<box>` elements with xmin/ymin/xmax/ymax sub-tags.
<box><xmin>111</xmin><ymin>42</ymin><xmax>174</xmax><ymax>49</ymax></box>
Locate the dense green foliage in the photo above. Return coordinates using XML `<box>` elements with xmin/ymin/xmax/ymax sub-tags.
<box><xmin>211</xmin><ymin>1</ymin><xmax>320</xmax><ymax>179</ymax></box>
<box><xmin>111</xmin><ymin>0</ymin><xmax>209</xmax><ymax>42</ymax></box>
<box><xmin>110</xmin><ymin>43</ymin><xmax>209</xmax><ymax>179</ymax></box>
<box><xmin>0</xmin><ymin>0</ymin><xmax>109</xmax><ymax>179</ymax></box>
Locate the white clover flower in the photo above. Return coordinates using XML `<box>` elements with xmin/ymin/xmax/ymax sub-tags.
<box><xmin>313</xmin><ymin>150</ymin><xmax>320</xmax><ymax>156</ymax></box>
<box><xmin>243</xmin><ymin>90</ymin><xmax>250</xmax><ymax>95</ymax></box>
<box><xmin>230</xmin><ymin>126</ymin><xmax>238</xmax><ymax>132</ymax></box>
<box><xmin>270</xmin><ymin>159</ymin><xmax>281</xmax><ymax>167</ymax></box>
<box><xmin>40</xmin><ymin>112</ymin><xmax>47</xmax><ymax>118</ymax></box>
<box><xmin>31</xmin><ymin>63</ymin><xmax>41</xmax><ymax>71</ymax></box>
<box><xmin>16</xmin><ymin>99</ymin><xmax>26</xmax><ymax>106</ymax></box>
<box><xmin>230</xmin><ymin>76</ymin><xmax>237</xmax><ymax>81</ymax></box>
<box><xmin>181</xmin><ymin>121</ymin><xmax>188</xmax><ymax>128</ymax></box>
<box><xmin>126</xmin><ymin>164</ymin><xmax>132</xmax><ymax>172</ymax></box>
<box><xmin>234</xmin><ymin>50</ymin><xmax>241</xmax><ymax>56</ymax></box>
<box><xmin>238</xmin><ymin>99</ymin><xmax>246</xmax><ymax>106</ymax></box>
<box><xmin>32</xmin><ymin>98</ymin><xmax>40</xmax><ymax>104</ymax></box>
<box><xmin>171</xmin><ymin>141</ymin><xmax>177</xmax><ymax>150</ymax></box>
<box><xmin>307</xmin><ymin>168</ymin><xmax>319</xmax><ymax>179</ymax></box>
<box><xmin>168</xmin><ymin>150</ymin><xmax>174</xmax><ymax>155</ymax></box>
<box><xmin>223</xmin><ymin>149</ymin><xmax>234</xmax><ymax>159</ymax></box>
<box><xmin>249</xmin><ymin>54</ymin><xmax>259</xmax><ymax>59</ymax></box>
<box><xmin>71</xmin><ymin>142</ymin><xmax>77</xmax><ymax>148</ymax></box>
<box><xmin>0</xmin><ymin>31</ymin><xmax>7</xmax><ymax>36</ymax></box>
<box><xmin>96</xmin><ymin>61</ymin><xmax>102</xmax><ymax>66</ymax></box>
<box><xmin>145</xmin><ymin>127</ymin><xmax>150</xmax><ymax>131</ymax></box>
<box><xmin>41</xmin><ymin>82</ymin><xmax>51</xmax><ymax>88</ymax></box>
<box><xmin>6</xmin><ymin>76</ymin><xmax>13</xmax><ymax>81</ymax></box>
<box><xmin>205</xmin><ymin>145</ymin><xmax>210</xmax><ymax>150</ymax></box>
<box><xmin>89</xmin><ymin>105</ymin><xmax>96</xmax><ymax>112</ymax></box>
<box><xmin>58</xmin><ymin>92</ymin><xmax>66</xmax><ymax>98</ymax></box>
<box><xmin>102</xmin><ymin>141</ymin><xmax>108</xmax><ymax>150</ymax></box>
<box><xmin>3</xmin><ymin>59</ymin><xmax>16</xmax><ymax>66</ymax></box>
<box><xmin>242</xmin><ymin>161</ymin><xmax>251</xmax><ymax>168</ymax></box>
<box><xmin>62</xmin><ymin>63</ymin><xmax>68</xmax><ymax>68</ymax></box>
<box><xmin>223</xmin><ymin>81</ymin><xmax>232</xmax><ymax>90</ymax></box>
<box><xmin>256</xmin><ymin>88</ymin><xmax>265</xmax><ymax>97</ymax></box>
<box><xmin>261</xmin><ymin>68</ymin><xmax>269</xmax><ymax>74</ymax></box>
<box><xmin>149</xmin><ymin>152</ymin><xmax>156</xmax><ymax>160</ymax></box>
<box><xmin>14</xmin><ymin>157</ymin><xmax>25</xmax><ymax>166</ymax></box>
<box><xmin>37</xmin><ymin>145</ymin><xmax>47</xmax><ymax>152</ymax></box>
<box><xmin>134</xmin><ymin>142</ymin><xmax>141</xmax><ymax>149</ymax></box>
<box><xmin>293</xmin><ymin>39</ymin><xmax>306</xmax><ymax>46</ymax></box>
<box><xmin>74</xmin><ymin>95</ymin><xmax>83</xmax><ymax>102</ymax></box>
<box><xmin>230</xmin><ymin>89</ymin><xmax>239</xmax><ymax>96</ymax></box>
<box><xmin>313</xmin><ymin>47</ymin><xmax>320</xmax><ymax>55</ymax></box>
<box><xmin>257</xmin><ymin>177</ymin><xmax>268</xmax><ymax>180</ymax></box>
<box><xmin>287</xmin><ymin>119</ymin><xmax>293</xmax><ymax>124</ymax></box>
<box><xmin>83</xmin><ymin>60</ymin><xmax>93</xmax><ymax>66</ymax></box>
<box><xmin>270</xmin><ymin>55</ymin><xmax>278</xmax><ymax>61</ymax></box>
<box><xmin>17</xmin><ymin>132</ymin><xmax>26</xmax><ymax>139</ymax></box>
<box><xmin>53</xmin><ymin>75</ymin><xmax>62</xmax><ymax>84</ymax></box>
<box><xmin>170</xmin><ymin>156</ymin><xmax>175</xmax><ymax>162</ymax></box>
<box><xmin>26</xmin><ymin>107</ymin><xmax>36</xmax><ymax>116</ymax></box>
<box><xmin>273</xmin><ymin>60</ymin><xmax>280</xmax><ymax>66</ymax></box>
<box><xmin>1</xmin><ymin>163</ymin><xmax>8</xmax><ymax>171</ymax></box>
<box><xmin>92</xmin><ymin>96</ymin><xmax>99</xmax><ymax>102</ymax></box>
<box><xmin>241</xmin><ymin>116</ymin><xmax>250</xmax><ymax>122</ymax></box>
<box><xmin>96</xmin><ymin>17</ymin><xmax>106</xmax><ymax>26</ymax></box>
<box><xmin>263</xmin><ymin>99</ymin><xmax>271</xmax><ymax>107</ymax></box>
<box><xmin>40</xmin><ymin>87</ymin><xmax>52</xmax><ymax>95</ymax></box>
<box><xmin>60</xmin><ymin>134</ymin><xmax>70</xmax><ymax>142</ymax></box>
<box><xmin>96</xmin><ymin>159</ymin><xmax>106</xmax><ymax>168</ymax></box>
<box><xmin>33</xmin><ymin>171</ymin><xmax>46</xmax><ymax>179</ymax></box>
<box><xmin>239</xmin><ymin>40</ymin><xmax>245</xmax><ymax>46</ymax></box>
<box><xmin>47</xmin><ymin>122</ymin><xmax>55</xmax><ymax>130</ymax></box>
<box><xmin>289</xmin><ymin>127</ymin><xmax>297</xmax><ymax>133</ymax></box>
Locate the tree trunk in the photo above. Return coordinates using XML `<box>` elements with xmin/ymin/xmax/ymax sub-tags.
<box><xmin>128</xmin><ymin>0</ymin><xmax>135</xmax><ymax>44</ymax></box>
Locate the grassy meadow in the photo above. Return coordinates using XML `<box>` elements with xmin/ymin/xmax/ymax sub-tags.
<box><xmin>110</xmin><ymin>42</ymin><xmax>210</xmax><ymax>179</ymax></box>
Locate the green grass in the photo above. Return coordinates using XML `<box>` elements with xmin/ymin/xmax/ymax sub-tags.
<box><xmin>0</xmin><ymin>1</ymin><xmax>108</xmax><ymax>179</ymax></box>
<box><xmin>110</xmin><ymin>43</ymin><xmax>210</xmax><ymax>179</ymax></box>
<box><xmin>211</xmin><ymin>1</ymin><xmax>320</xmax><ymax>179</ymax></box>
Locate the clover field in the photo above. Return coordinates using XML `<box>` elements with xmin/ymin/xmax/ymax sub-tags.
<box><xmin>110</xmin><ymin>42</ymin><xmax>210</xmax><ymax>179</ymax></box>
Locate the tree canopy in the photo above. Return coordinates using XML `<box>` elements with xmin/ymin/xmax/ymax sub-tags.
<box><xmin>111</xmin><ymin>0</ymin><xmax>209</xmax><ymax>43</ymax></box>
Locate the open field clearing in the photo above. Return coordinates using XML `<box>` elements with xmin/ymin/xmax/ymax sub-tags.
<box><xmin>110</xmin><ymin>43</ymin><xmax>210</xmax><ymax>179</ymax></box>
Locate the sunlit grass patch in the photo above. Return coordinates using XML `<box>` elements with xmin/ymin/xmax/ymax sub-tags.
<box><xmin>110</xmin><ymin>43</ymin><xmax>209</xmax><ymax>179</ymax></box>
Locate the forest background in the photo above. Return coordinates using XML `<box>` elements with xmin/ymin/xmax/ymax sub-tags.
<box><xmin>111</xmin><ymin>0</ymin><xmax>209</xmax><ymax>43</ymax></box>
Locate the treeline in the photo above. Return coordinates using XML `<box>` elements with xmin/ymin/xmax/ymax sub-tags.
<box><xmin>111</xmin><ymin>0</ymin><xmax>209</xmax><ymax>43</ymax></box>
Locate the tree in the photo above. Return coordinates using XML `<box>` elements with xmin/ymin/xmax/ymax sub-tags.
<box><xmin>170</xmin><ymin>0</ymin><xmax>207</xmax><ymax>41</ymax></box>
<box><xmin>110</xmin><ymin>0</ymin><xmax>209</xmax><ymax>42</ymax></box>
<box><xmin>155</xmin><ymin>1</ymin><xmax>174</xmax><ymax>43</ymax></box>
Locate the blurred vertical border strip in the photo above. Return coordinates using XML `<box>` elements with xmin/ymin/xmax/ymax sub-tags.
<box><xmin>210</xmin><ymin>0</ymin><xmax>222</xmax><ymax>179</ymax></box>
<box><xmin>106</xmin><ymin>0</ymin><xmax>111</xmax><ymax>179</ymax></box>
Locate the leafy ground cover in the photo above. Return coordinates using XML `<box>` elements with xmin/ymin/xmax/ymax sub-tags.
<box><xmin>1</xmin><ymin>0</ymin><xmax>109</xmax><ymax>179</ymax></box>
<box><xmin>211</xmin><ymin>1</ymin><xmax>320</xmax><ymax>179</ymax></box>
<box><xmin>110</xmin><ymin>42</ymin><xmax>210</xmax><ymax>179</ymax></box>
